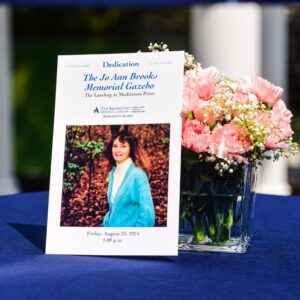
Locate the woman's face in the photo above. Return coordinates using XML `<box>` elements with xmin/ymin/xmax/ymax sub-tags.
<box><xmin>112</xmin><ymin>137</ymin><xmax>130</xmax><ymax>164</ymax></box>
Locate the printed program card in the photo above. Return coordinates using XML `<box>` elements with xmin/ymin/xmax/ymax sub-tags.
<box><xmin>46</xmin><ymin>51</ymin><xmax>184</xmax><ymax>256</ymax></box>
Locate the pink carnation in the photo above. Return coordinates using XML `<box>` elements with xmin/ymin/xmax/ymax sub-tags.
<box><xmin>183</xmin><ymin>67</ymin><xmax>220</xmax><ymax>113</ymax></box>
<box><xmin>271</xmin><ymin>99</ymin><xmax>292</xmax><ymax>126</ymax></box>
<box><xmin>196</xmin><ymin>77</ymin><xmax>216</xmax><ymax>100</ymax></box>
<box><xmin>182</xmin><ymin>119</ymin><xmax>211</xmax><ymax>153</ymax></box>
<box><xmin>196</xmin><ymin>67</ymin><xmax>220</xmax><ymax>100</ymax></box>
<box><xmin>266</xmin><ymin>99</ymin><xmax>293</xmax><ymax>143</ymax></box>
<box><xmin>236</xmin><ymin>76</ymin><xmax>283</xmax><ymax>107</ymax></box>
<box><xmin>208</xmin><ymin>123</ymin><xmax>251</xmax><ymax>162</ymax></box>
<box><xmin>263</xmin><ymin>100</ymin><xmax>293</xmax><ymax>150</ymax></box>
<box><xmin>264</xmin><ymin>136</ymin><xmax>291</xmax><ymax>150</ymax></box>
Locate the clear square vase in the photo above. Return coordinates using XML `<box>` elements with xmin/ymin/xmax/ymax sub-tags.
<box><xmin>179</xmin><ymin>152</ymin><xmax>257</xmax><ymax>254</ymax></box>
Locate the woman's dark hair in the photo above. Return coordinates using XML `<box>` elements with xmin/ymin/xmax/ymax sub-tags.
<box><xmin>106</xmin><ymin>130</ymin><xmax>150</xmax><ymax>173</ymax></box>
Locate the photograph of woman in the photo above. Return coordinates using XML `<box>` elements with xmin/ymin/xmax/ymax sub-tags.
<box><xmin>61</xmin><ymin>124</ymin><xmax>170</xmax><ymax>227</ymax></box>
<box><xmin>103</xmin><ymin>130</ymin><xmax>155</xmax><ymax>227</ymax></box>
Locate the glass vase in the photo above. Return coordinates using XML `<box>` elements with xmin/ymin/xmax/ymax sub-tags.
<box><xmin>179</xmin><ymin>151</ymin><xmax>257</xmax><ymax>254</ymax></box>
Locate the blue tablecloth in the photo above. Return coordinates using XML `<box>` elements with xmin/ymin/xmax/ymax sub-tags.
<box><xmin>0</xmin><ymin>192</ymin><xmax>299</xmax><ymax>300</ymax></box>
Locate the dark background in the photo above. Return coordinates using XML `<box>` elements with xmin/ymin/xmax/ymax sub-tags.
<box><xmin>12</xmin><ymin>8</ymin><xmax>188</xmax><ymax>192</ymax></box>
<box><xmin>11</xmin><ymin>6</ymin><xmax>300</xmax><ymax>193</ymax></box>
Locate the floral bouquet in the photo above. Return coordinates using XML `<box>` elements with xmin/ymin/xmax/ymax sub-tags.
<box><xmin>149</xmin><ymin>43</ymin><xmax>298</xmax><ymax>252</ymax></box>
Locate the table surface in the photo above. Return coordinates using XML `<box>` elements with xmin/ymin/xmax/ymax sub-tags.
<box><xmin>0</xmin><ymin>192</ymin><xmax>299</xmax><ymax>300</ymax></box>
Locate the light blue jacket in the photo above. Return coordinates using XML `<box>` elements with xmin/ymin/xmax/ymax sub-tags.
<box><xmin>103</xmin><ymin>162</ymin><xmax>155</xmax><ymax>227</ymax></box>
